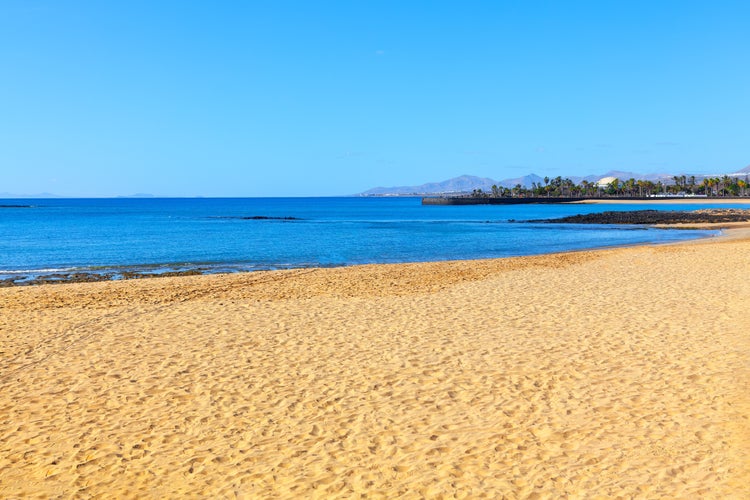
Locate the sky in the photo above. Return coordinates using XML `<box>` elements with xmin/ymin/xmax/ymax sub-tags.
<box><xmin>1</xmin><ymin>1</ymin><xmax>748</xmax><ymax>197</ymax></box>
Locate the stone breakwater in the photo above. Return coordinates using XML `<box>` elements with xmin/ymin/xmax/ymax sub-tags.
<box><xmin>533</xmin><ymin>208</ymin><xmax>750</xmax><ymax>225</ymax></box>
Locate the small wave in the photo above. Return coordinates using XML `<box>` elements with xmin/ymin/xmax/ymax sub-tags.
<box><xmin>0</xmin><ymin>267</ymin><xmax>77</xmax><ymax>275</ymax></box>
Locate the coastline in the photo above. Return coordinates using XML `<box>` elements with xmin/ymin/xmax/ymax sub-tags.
<box><xmin>3</xmin><ymin>199</ymin><xmax>746</xmax><ymax>288</ymax></box>
<box><xmin>1</xmin><ymin>228</ymin><xmax>748</xmax><ymax>497</ymax></box>
<box><xmin>423</xmin><ymin>196</ymin><xmax>750</xmax><ymax>206</ymax></box>
<box><xmin>574</xmin><ymin>197</ymin><xmax>750</xmax><ymax>204</ymax></box>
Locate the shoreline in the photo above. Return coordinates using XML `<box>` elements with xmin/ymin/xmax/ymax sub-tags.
<box><xmin>423</xmin><ymin>196</ymin><xmax>750</xmax><ymax>206</ymax></box>
<box><xmin>2</xmin><ymin>227</ymin><xmax>749</xmax><ymax>497</ymax></box>
<box><xmin>0</xmin><ymin>231</ymin><xmax>723</xmax><ymax>287</ymax></box>
<box><xmin>0</xmin><ymin>223</ymin><xmax>741</xmax><ymax>291</ymax></box>
<box><xmin>3</xmin><ymin>221</ymin><xmax>739</xmax><ymax>288</ymax></box>
<box><xmin>0</xmin><ymin>232</ymin><xmax>718</xmax><ymax>288</ymax></box>
<box><xmin>574</xmin><ymin>197</ymin><xmax>750</xmax><ymax>204</ymax></box>
<box><xmin>3</xmin><ymin>204</ymin><xmax>747</xmax><ymax>288</ymax></box>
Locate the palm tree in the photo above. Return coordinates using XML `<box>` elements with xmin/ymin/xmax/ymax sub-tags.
<box><xmin>581</xmin><ymin>179</ymin><xmax>589</xmax><ymax>196</ymax></box>
<box><xmin>712</xmin><ymin>177</ymin><xmax>720</xmax><ymax>196</ymax></box>
<box><xmin>722</xmin><ymin>175</ymin><xmax>732</xmax><ymax>196</ymax></box>
<box><xmin>673</xmin><ymin>175</ymin><xmax>681</xmax><ymax>194</ymax></box>
<box><xmin>624</xmin><ymin>178</ymin><xmax>636</xmax><ymax>196</ymax></box>
<box><xmin>609</xmin><ymin>178</ymin><xmax>620</xmax><ymax>196</ymax></box>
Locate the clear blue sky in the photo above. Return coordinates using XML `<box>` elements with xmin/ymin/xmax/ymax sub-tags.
<box><xmin>1</xmin><ymin>1</ymin><xmax>748</xmax><ymax>196</ymax></box>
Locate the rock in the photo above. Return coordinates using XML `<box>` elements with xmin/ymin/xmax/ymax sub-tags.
<box><xmin>532</xmin><ymin>209</ymin><xmax>750</xmax><ymax>225</ymax></box>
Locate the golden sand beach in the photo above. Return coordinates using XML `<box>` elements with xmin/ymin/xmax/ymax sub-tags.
<box><xmin>1</xmin><ymin>229</ymin><xmax>748</xmax><ymax>498</ymax></box>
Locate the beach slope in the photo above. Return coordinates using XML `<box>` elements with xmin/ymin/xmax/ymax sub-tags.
<box><xmin>1</xmin><ymin>232</ymin><xmax>748</xmax><ymax>498</ymax></box>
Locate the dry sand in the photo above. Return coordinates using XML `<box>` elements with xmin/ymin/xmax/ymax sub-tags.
<box><xmin>1</xmin><ymin>230</ymin><xmax>749</xmax><ymax>498</ymax></box>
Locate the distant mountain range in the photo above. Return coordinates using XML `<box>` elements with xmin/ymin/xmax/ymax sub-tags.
<box><xmin>359</xmin><ymin>165</ymin><xmax>750</xmax><ymax>196</ymax></box>
<box><xmin>0</xmin><ymin>192</ymin><xmax>156</xmax><ymax>199</ymax></box>
<box><xmin>0</xmin><ymin>192</ymin><xmax>64</xmax><ymax>199</ymax></box>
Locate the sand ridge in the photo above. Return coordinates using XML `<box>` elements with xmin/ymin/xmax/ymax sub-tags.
<box><xmin>1</xmin><ymin>232</ymin><xmax>749</xmax><ymax>498</ymax></box>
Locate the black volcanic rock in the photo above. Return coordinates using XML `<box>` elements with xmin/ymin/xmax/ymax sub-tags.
<box><xmin>533</xmin><ymin>209</ymin><xmax>750</xmax><ymax>225</ymax></box>
<box><xmin>208</xmin><ymin>216</ymin><xmax>303</xmax><ymax>220</ymax></box>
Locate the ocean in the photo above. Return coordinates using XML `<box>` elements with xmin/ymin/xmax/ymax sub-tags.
<box><xmin>0</xmin><ymin>197</ymin><xmax>736</xmax><ymax>283</ymax></box>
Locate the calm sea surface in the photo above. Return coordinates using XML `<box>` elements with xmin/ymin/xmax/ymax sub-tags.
<box><xmin>0</xmin><ymin>197</ymin><xmax>738</xmax><ymax>281</ymax></box>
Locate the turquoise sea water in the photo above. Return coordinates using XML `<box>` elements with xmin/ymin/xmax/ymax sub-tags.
<box><xmin>0</xmin><ymin>197</ymin><xmax>737</xmax><ymax>282</ymax></box>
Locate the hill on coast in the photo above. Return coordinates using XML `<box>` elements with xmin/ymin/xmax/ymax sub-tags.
<box><xmin>359</xmin><ymin>165</ymin><xmax>750</xmax><ymax>196</ymax></box>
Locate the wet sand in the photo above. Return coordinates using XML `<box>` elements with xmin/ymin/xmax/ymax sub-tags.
<box><xmin>1</xmin><ymin>230</ymin><xmax>748</xmax><ymax>498</ymax></box>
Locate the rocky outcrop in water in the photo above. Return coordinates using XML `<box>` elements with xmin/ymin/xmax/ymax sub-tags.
<box><xmin>534</xmin><ymin>209</ymin><xmax>750</xmax><ymax>225</ymax></box>
<box><xmin>208</xmin><ymin>216</ymin><xmax>303</xmax><ymax>220</ymax></box>
<box><xmin>0</xmin><ymin>269</ymin><xmax>207</xmax><ymax>287</ymax></box>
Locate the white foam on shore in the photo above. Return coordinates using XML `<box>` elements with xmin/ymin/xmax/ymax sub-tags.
<box><xmin>0</xmin><ymin>268</ymin><xmax>77</xmax><ymax>275</ymax></box>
